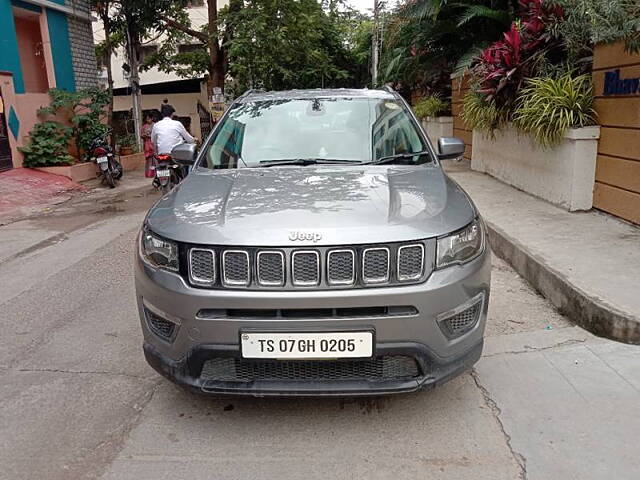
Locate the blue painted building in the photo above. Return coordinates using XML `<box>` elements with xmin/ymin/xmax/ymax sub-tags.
<box><xmin>0</xmin><ymin>0</ymin><xmax>96</xmax><ymax>170</ymax></box>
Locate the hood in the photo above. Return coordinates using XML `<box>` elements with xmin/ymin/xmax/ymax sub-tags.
<box><xmin>145</xmin><ymin>165</ymin><xmax>475</xmax><ymax>246</ymax></box>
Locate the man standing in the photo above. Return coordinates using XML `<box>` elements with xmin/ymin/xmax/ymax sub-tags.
<box><xmin>151</xmin><ymin>103</ymin><xmax>196</xmax><ymax>155</ymax></box>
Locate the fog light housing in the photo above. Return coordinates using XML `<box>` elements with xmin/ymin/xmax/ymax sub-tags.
<box><xmin>144</xmin><ymin>306</ymin><xmax>177</xmax><ymax>341</ymax></box>
<box><xmin>437</xmin><ymin>293</ymin><xmax>484</xmax><ymax>339</ymax></box>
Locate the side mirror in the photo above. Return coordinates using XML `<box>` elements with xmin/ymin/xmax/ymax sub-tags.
<box><xmin>437</xmin><ymin>137</ymin><xmax>465</xmax><ymax>160</ymax></box>
<box><xmin>171</xmin><ymin>143</ymin><xmax>197</xmax><ymax>165</ymax></box>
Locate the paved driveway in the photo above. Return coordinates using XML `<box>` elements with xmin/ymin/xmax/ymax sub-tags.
<box><xmin>0</xmin><ymin>194</ymin><xmax>638</xmax><ymax>480</ymax></box>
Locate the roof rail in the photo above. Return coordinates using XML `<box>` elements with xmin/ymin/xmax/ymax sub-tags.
<box><xmin>381</xmin><ymin>84</ymin><xmax>396</xmax><ymax>94</ymax></box>
<box><xmin>234</xmin><ymin>89</ymin><xmax>257</xmax><ymax>102</ymax></box>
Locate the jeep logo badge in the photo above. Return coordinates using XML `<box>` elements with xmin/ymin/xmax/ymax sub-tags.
<box><xmin>289</xmin><ymin>231</ymin><xmax>322</xmax><ymax>242</ymax></box>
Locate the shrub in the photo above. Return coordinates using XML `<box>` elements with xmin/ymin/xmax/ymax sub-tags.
<box><xmin>117</xmin><ymin>133</ymin><xmax>139</xmax><ymax>153</ymax></box>
<box><xmin>461</xmin><ymin>90</ymin><xmax>511</xmax><ymax>134</ymax></box>
<box><xmin>39</xmin><ymin>87</ymin><xmax>111</xmax><ymax>160</ymax></box>
<box><xmin>19</xmin><ymin>121</ymin><xmax>74</xmax><ymax>168</ymax></box>
<box><xmin>413</xmin><ymin>95</ymin><xmax>450</xmax><ymax>119</ymax></box>
<box><xmin>471</xmin><ymin>0</ymin><xmax>564</xmax><ymax>109</ymax></box>
<box><xmin>513</xmin><ymin>73</ymin><xmax>596</xmax><ymax>147</ymax></box>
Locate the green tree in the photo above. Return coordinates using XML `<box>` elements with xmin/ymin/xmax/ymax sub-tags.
<box><xmin>220</xmin><ymin>0</ymin><xmax>352</xmax><ymax>92</ymax></box>
<box><xmin>91</xmin><ymin>0</ymin><xmax>124</xmax><ymax>137</ymax></box>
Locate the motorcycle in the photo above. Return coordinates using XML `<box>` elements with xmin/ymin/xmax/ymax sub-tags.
<box><xmin>152</xmin><ymin>154</ymin><xmax>186</xmax><ymax>195</ymax></box>
<box><xmin>89</xmin><ymin>130</ymin><xmax>123</xmax><ymax>188</ymax></box>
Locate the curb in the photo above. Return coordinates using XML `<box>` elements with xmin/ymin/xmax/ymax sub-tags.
<box><xmin>486</xmin><ymin>222</ymin><xmax>640</xmax><ymax>345</ymax></box>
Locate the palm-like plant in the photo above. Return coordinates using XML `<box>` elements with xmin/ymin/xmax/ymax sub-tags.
<box><xmin>380</xmin><ymin>0</ymin><xmax>518</xmax><ymax>94</ymax></box>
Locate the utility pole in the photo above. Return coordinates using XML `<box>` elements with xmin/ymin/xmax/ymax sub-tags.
<box><xmin>372</xmin><ymin>0</ymin><xmax>379</xmax><ymax>86</ymax></box>
<box><xmin>125</xmin><ymin>21</ymin><xmax>142</xmax><ymax>151</ymax></box>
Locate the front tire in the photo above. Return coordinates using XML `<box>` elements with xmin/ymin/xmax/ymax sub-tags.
<box><xmin>104</xmin><ymin>169</ymin><xmax>116</xmax><ymax>188</ymax></box>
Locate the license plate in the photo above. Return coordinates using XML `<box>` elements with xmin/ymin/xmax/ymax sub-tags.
<box><xmin>241</xmin><ymin>331</ymin><xmax>373</xmax><ymax>359</ymax></box>
<box><xmin>96</xmin><ymin>156</ymin><xmax>108</xmax><ymax>164</ymax></box>
<box><xmin>156</xmin><ymin>169</ymin><xmax>170</xmax><ymax>178</ymax></box>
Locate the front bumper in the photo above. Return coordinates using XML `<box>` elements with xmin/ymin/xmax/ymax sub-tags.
<box><xmin>135</xmin><ymin>247</ymin><xmax>491</xmax><ymax>396</ymax></box>
<box><xmin>144</xmin><ymin>339</ymin><xmax>483</xmax><ymax>396</ymax></box>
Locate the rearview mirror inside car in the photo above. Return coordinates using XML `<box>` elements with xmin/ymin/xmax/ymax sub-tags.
<box><xmin>437</xmin><ymin>137</ymin><xmax>465</xmax><ymax>160</ymax></box>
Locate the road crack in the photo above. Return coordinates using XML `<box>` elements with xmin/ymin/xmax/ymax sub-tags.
<box><xmin>5</xmin><ymin>366</ymin><xmax>149</xmax><ymax>380</ymax></box>
<box><xmin>483</xmin><ymin>338</ymin><xmax>587</xmax><ymax>358</ymax></box>
<box><xmin>471</xmin><ymin>369</ymin><xmax>527</xmax><ymax>480</ymax></box>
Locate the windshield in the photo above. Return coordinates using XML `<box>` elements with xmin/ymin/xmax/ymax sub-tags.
<box><xmin>200</xmin><ymin>97</ymin><xmax>430</xmax><ymax>169</ymax></box>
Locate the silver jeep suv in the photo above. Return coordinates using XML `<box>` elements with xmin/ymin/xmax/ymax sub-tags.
<box><xmin>135</xmin><ymin>88</ymin><xmax>490</xmax><ymax>396</ymax></box>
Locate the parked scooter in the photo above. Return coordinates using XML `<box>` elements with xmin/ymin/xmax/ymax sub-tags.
<box><xmin>89</xmin><ymin>130</ymin><xmax>123</xmax><ymax>188</ymax></box>
<box><xmin>152</xmin><ymin>154</ymin><xmax>186</xmax><ymax>194</ymax></box>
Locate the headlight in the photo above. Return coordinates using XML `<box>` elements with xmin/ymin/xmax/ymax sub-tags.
<box><xmin>141</xmin><ymin>228</ymin><xmax>179</xmax><ymax>271</ymax></box>
<box><xmin>436</xmin><ymin>219</ymin><xmax>484</xmax><ymax>268</ymax></box>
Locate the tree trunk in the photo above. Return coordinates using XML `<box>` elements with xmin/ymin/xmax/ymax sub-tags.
<box><xmin>100</xmin><ymin>8</ymin><xmax>115</xmax><ymax>149</ymax></box>
<box><xmin>207</xmin><ymin>0</ymin><xmax>224</xmax><ymax>95</ymax></box>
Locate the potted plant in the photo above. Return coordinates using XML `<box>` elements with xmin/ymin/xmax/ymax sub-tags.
<box><xmin>413</xmin><ymin>95</ymin><xmax>452</xmax><ymax>144</ymax></box>
<box><xmin>118</xmin><ymin>133</ymin><xmax>138</xmax><ymax>156</ymax></box>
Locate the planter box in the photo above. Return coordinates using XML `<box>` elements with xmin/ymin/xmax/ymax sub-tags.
<box><xmin>471</xmin><ymin>125</ymin><xmax>600</xmax><ymax>211</ymax></box>
<box><xmin>33</xmin><ymin>153</ymin><xmax>146</xmax><ymax>182</ymax></box>
<box><xmin>421</xmin><ymin>116</ymin><xmax>453</xmax><ymax>145</ymax></box>
<box><xmin>119</xmin><ymin>152</ymin><xmax>145</xmax><ymax>171</ymax></box>
<box><xmin>34</xmin><ymin>162</ymin><xmax>97</xmax><ymax>183</ymax></box>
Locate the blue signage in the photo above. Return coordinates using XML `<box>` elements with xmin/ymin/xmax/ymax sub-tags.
<box><xmin>603</xmin><ymin>69</ymin><xmax>640</xmax><ymax>95</ymax></box>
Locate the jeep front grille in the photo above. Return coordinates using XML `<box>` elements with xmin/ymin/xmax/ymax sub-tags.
<box><xmin>257</xmin><ymin>251</ymin><xmax>285</xmax><ymax>286</ymax></box>
<box><xmin>188</xmin><ymin>248</ymin><xmax>216</xmax><ymax>286</ymax></box>
<box><xmin>222</xmin><ymin>250</ymin><xmax>250</xmax><ymax>286</ymax></box>
<box><xmin>327</xmin><ymin>250</ymin><xmax>355</xmax><ymax>285</ymax></box>
<box><xmin>183</xmin><ymin>240</ymin><xmax>434</xmax><ymax>290</ymax></box>
<box><xmin>397</xmin><ymin>244</ymin><xmax>424</xmax><ymax>281</ymax></box>
<box><xmin>362</xmin><ymin>248</ymin><xmax>390</xmax><ymax>283</ymax></box>
<box><xmin>292</xmin><ymin>251</ymin><xmax>320</xmax><ymax>285</ymax></box>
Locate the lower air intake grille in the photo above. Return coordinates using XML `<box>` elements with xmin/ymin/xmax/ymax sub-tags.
<box><xmin>439</xmin><ymin>300</ymin><xmax>482</xmax><ymax>338</ymax></box>
<box><xmin>145</xmin><ymin>308</ymin><xmax>176</xmax><ymax>340</ymax></box>
<box><xmin>200</xmin><ymin>356</ymin><xmax>421</xmax><ymax>382</ymax></box>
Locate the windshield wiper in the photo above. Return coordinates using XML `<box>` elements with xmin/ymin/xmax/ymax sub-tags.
<box><xmin>258</xmin><ymin>158</ymin><xmax>361</xmax><ymax>167</ymax></box>
<box><xmin>365</xmin><ymin>150</ymin><xmax>432</xmax><ymax>166</ymax></box>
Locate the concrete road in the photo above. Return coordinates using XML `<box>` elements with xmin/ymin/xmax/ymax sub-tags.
<box><xmin>0</xmin><ymin>191</ymin><xmax>638</xmax><ymax>480</ymax></box>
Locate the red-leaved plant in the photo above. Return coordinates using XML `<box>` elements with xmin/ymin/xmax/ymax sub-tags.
<box><xmin>472</xmin><ymin>0</ymin><xmax>564</xmax><ymax>108</ymax></box>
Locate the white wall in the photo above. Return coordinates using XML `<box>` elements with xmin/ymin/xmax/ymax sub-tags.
<box><xmin>471</xmin><ymin>125</ymin><xmax>600</xmax><ymax>211</ymax></box>
<box><xmin>421</xmin><ymin>116</ymin><xmax>453</xmax><ymax>148</ymax></box>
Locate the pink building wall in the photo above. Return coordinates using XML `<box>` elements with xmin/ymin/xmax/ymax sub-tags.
<box><xmin>1</xmin><ymin>6</ymin><xmax>59</xmax><ymax>169</ymax></box>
